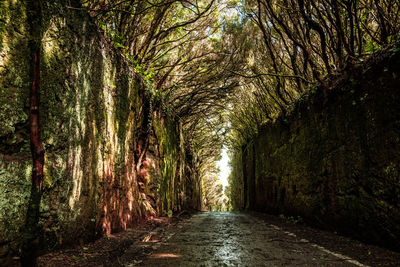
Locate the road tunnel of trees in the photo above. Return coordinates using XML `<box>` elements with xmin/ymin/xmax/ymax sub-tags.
<box><xmin>0</xmin><ymin>0</ymin><xmax>400</xmax><ymax>265</ymax></box>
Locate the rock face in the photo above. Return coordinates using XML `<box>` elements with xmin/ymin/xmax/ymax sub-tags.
<box><xmin>0</xmin><ymin>0</ymin><xmax>200</xmax><ymax>261</ymax></box>
<box><xmin>232</xmin><ymin>45</ymin><xmax>400</xmax><ymax>250</ymax></box>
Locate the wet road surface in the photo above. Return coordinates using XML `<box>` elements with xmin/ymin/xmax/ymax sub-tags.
<box><xmin>35</xmin><ymin>211</ymin><xmax>400</xmax><ymax>266</ymax></box>
<box><xmin>134</xmin><ymin>212</ymin><xmax>382</xmax><ymax>266</ymax></box>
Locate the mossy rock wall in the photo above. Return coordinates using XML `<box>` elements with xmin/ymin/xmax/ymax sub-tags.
<box><xmin>237</xmin><ymin>46</ymin><xmax>400</xmax><ymax>250</ymax></box>
<box><xmin>139</xmin><ymin>114</ymin><xmax>202</xmax><ymax>217</ymax></box>
<box><xmin>0</xmin><ymin>0</ymin><xmax>199</xmax><ymax>261</ymax></box>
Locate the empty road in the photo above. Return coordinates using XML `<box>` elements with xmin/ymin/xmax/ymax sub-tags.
<box><xmin>132</xmin><ymin>212</ymin><xmax>400</xmax><ymax>266</ymax></box>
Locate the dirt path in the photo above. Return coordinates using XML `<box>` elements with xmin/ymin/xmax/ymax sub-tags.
<box><xmin>33</xmin><ymin>211</ymin><xmax>400</xmax><ymax>266</ymax></box>
<box><xmin>135</xmin><ymin>212</ymin><xmax>400</xmax><ymax>266</ymax></box>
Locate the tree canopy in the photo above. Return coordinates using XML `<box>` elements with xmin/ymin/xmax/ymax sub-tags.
<box><xmin>82</xmin><ymin>0</ymin><xmax>400</xmax><ymax>195</ymax></box>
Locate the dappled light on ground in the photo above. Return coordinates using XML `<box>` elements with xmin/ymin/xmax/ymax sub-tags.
<box><xmin>150</xmin><ymin>253</ymin><xmax>182</xmax><ymax>259</ymax></box>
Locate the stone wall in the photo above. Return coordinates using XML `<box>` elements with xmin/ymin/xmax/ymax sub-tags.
<box><xmin>236</xmin><ymin>44</ymin><xmax>400</xmax><ymax>250</ymax></box>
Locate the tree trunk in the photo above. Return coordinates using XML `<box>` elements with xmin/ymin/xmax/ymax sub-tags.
<box><xmin>21</xmin><ymin>0</ymin><xmax>44</xmax><ymax>266</ymax></box>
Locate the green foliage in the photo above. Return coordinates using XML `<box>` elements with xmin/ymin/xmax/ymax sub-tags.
<box><xmin>225</xmin><ymin>0</ymin><xmax>400</xmax><ymax>157</ymax></box>
<box><xmin>365</xmin><ymin>40</ymin><xmax>380</xmax><ymax>54</ymax></box>
<box><xmin>202</xmin><ymin>173</ymin><xmax>228</xmax><ymax>211</ymax></box>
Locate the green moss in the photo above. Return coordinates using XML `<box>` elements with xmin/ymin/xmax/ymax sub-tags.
<box><xmin>153</xmin><ymin>115</ymin><xmax>181</xmax><ymax>213</ymax></box>
<box><xmin>0</xmin><ymin>1</ymin><xmax>29</xmax><ymax>152</ymax></box>
<box><xmin>0</xmin><ymin>157</ymin><xmax>31</xmax><ymax>256</ymax></box>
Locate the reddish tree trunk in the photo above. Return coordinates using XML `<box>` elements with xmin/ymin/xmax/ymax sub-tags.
<box><xmin>30</xmin><ymin>46</ymin><xmax>44</xmax><ymax>192</ymax></box>
<box><xmin>21</xmin><ymin>1</ymin><xmax>44</xmax><ymax>266</ymax></box>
